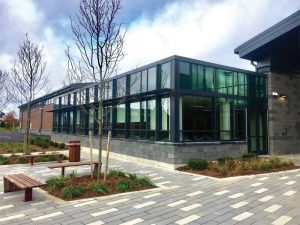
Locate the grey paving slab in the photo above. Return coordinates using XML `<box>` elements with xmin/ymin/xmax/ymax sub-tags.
<box><xmin>0</xmin><ymin>149</ymin><xmax>299</xmax><ymax>224</ymax></box>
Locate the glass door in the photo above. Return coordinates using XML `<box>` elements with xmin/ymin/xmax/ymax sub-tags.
<box><xmin>248</xmin><ymin>112</ymin><xmax>268</xmax><ymax>154</ymax></box>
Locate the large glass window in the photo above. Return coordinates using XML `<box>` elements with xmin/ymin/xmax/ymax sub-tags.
<box><xmin>179</xmin><ymin>61</ymin><xmax>190</xmax><ymax>89</ymax></box>
<box><xmin>161</xmin><ymin>62</ymin><xmax>171</xmax><ymax>89</ymax></box>
<box><xmin>216</xmin><ymin>69</ymin><xmax>234</xmax><ymax>94</ymax></box>
<box><xmin>53</xmin><ymin>112</ymin><xmax>59</xmax><ymax>131</ymax></box>
<box><xmin>61</xmin><ymin>111</ymin><xmax>68</xmax><ymax>132</ymax></box>
<box><xmin>249</xmin><ymin>76</ymin><xmax>266</xmax><ymax>98</ymax></box>
<box><xmin>216</xmin><ymin>98</ymin><xmax>246</xmax><ymax>141</ymax></box>
<box><xmin>103</xmin><ymin>106</ymin><xmax>112</xmax><ymax>136</ymax></box>
<box><xmin>104</xmin><ymin>81</ymin><xmax>113</xmax><ymax>99</ymax></box>
<box><xmin>147</xmin><ymin>99</ymin><xmax>156</xmax><ymax>140</ymax></box>
<box><xmin>116</xmin><ymin>77</ymin><xmax>126</xmax><ymax>97</ymax></box>
<box><xmin>141</xmin><ymin>70</ymin><xmax>147</xmax><ymax>92</ymax></box>
<box><xmin>191</xmin><ymin>64</ymin><xmax>215</xmax><ymax>91</ymax></box>
<box><xmin>129</xmin><ymin>102</ymin><xmax>141</xmax><ymax>138</ymax></box>
<box><xmin>116</xmin><ymin>104</ymin><xmax>126</xmax><ymax>137</ymax></box>
<box><xmin>148</xmin><ymin>67</ymin><xmax>156</xmax><ymax>91</ymax></box>
<box><xmin>180</xmin><ymin>96</ymin><xmax>214</xmax><ymax>141</ymax></box>
<box><xmin>69</xmin><ymin>111</ymin><xmax>74</xmax><ymax>133</ymax></box>
<box><xmin>216</xmin><ymin>98</ymin><xmax>232</xmax><ymax>140</ymax></box>
<box><xmin>76</xmin><ymin>109</ymin><xmax>85</xmax><ymax>134</ymax></box>
<box><xmin>130</xmin><ymin>72</ymin><xmax>141</xmax><ymax>95</ymax></box>
<box><xmin>160</xmin><ymin>97</ymin><xmax>170</xmax><ymax>141</ymax></box>
<box><xmin>234</xmin><ymin>73</ymin><xmax>247</xmax><ymax>96</ymax></box>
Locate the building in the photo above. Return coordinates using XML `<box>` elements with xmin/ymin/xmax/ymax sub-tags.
<box><xmin>19</xmin><ymin>10</ymin><xmax>299</xmax><ymax>169</ymax></box>
<box><xmin>235</xmin><ymin>9</ymin><xmax>300</xmax><ymax>155</ymax></box>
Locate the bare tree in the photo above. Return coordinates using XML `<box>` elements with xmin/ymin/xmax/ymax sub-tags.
<box><xmin>67</xmin><ymin>0</ymin><xmax>126</xmax><ymax>180</ymax></box>
<box><xmin>0</xmin><ymin>70</ymin><xmax>11</xmax><ymax>113</ymax></box>
<box><xmin>10</xmin><ymin>34</ymin><xmax>48</xmax><ymax>154</ymax></box>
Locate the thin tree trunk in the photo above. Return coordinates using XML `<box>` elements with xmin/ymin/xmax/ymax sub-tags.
<box><xmin>104</xmin><ymin>130</ymin><xmax>111</xmax><ymax>183</ymax></box>
<box><xmin>97</xmin><ymin>102</ymin><xmax>103</xmax><ymax>181</ymax></box>
<box><xmin>25</xmin><ymin>104</ymin><xmax>31</xmax><ymax>155</ymax></box>
<box><xmin>89</xmin><ymin>130</ymin><xmax>93</xmax><ymax>178</ymax></box>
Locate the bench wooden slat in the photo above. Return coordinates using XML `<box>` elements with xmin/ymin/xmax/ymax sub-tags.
<box><xmin>8</xmin><ymin>174</ymin><xmax>41</xmax><ymax>188</ymax></box>
<box><xmin>48</xmin><ymin>161</ymin><xmax>99</xmax><ymax>169</ymax></box>
<box><xmin>19</xmin><ymin>153</ymin><xmax>63</xmax><ymax>158</ymax></box>
<box><xmin>5</xmin><ymin>174</ymin><xmax>44</xmax><ymax>189</ymax></box>
<box><xmin>15</xmin><ymin>174</ymin><xmax>43</xmax><ymax>187</ymax></box>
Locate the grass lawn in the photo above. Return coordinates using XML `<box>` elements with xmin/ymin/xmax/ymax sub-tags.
<box><xmin>177</xmin><ymin>156</ymin><xmax>298</xmax><ymax>178</ymax></box>
<box><xmin>42</xmin><ymin>169</ymin><xmax>155</xmax><ymax>200</ymax></box>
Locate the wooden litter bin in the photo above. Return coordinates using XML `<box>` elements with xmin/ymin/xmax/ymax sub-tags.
<box><xmin>69</xmin><ymin>141</ymin><xmax>80</xmax><ymax>162</ymax></box>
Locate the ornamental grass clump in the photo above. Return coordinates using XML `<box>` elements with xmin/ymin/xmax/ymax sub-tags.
<box><xmin>115</xmin><ymin>179</ymin><xmax>133</xmax><ymax>192</ymax></box>
<box><xmin>135</xmin><ymin>176</ymin><xmax>154</xmax><ymax>187</ymax></box>
<box><xmin>61</xmin><ymin>185</ymin><xmax>85</xmax><ymax>199</ymax></box>
<box><xmin>188</xmin><ymin>158</ymin><xmax>208</xmax><ymax>170</ymax></box>
<box><xmin>46</xmin><ymin>176</ymin><xmax>66</xmax><ymax>191</ymax></box>
<box><xmin>108</xmin><ymin>169</ymin><xmax>126</xmax><ymax>178</ymax></box>
<box><xmin>91</xmin><ymin>182</ymin><xmax>109</xmax><ymax>195</ymax></box>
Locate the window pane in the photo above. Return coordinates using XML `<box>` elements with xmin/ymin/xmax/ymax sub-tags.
<box><xmin>180</xmin><ymin>96</ymin><xmax>213</xmax><ymax>141</ymax></box>
<box><xmin>141</xmin><ymin>101</ymin><xmax>147</xmax><ymax>138</ymax></box>
<box><xmin>179</xmin><ymin>61</ymin><xmax>190</xmax><ymax>89</ymax></box>
<box><xmin>104</xmin><ymin>81</ymin><xmax>113</xmax><ymax>99</ymax></box>
<box><xmin>161</xmin><ymin>97</ymin><xmax>170</xmax><ymax>141</ymax></box>
<box><xmin>148</xmin><ymin>67</ymin><xmax>156</xmax><ymax>91</ymax></box>
<box><xmin>204</xmin><ymin>67</ymin><xmax>215</xmax><ymax>91</ymax></box>
<box><xmin>116</xmin><ymin>77</ymin><xmax>126</xmax><ymax>97</ymax></box>
<box><xmin>116</xmin><ymin>104</ymin><xmax>125</xmax><ymax>137</ymax></box>
<box><xmin>216</xmin><ymin>69</ymin><xmax>233</xmax><ymax>94</ymax></box>
<box><xmin>129</xmin><ymin>102</ymin><xmax>140</xmax><ymax>138</ymax></box>
<box><xmin>148</xmin><ymin>99</ymin><xmax>156</xmax><ymax>140</ymax></box>
<box><xmin>161</xmin><ymin>62</ymin><xmax>171</xmax><ymax>89</ymax></box>
<box><xmin>130</xmin><ymin>72</ymin><xmax>141</xmax><ymax>94</ymax></box>
<box><xmin>89</xmin><ymin>108</ymin><xmax>94</xmax><ymax>130</ymax></box>
<box><xmin>141</xmin><ymin>70</ymin><xmax>147</xmax><ymax>92</ymax></box>
<box><xmin>217</xmin><ymin>98</ymin><xmax>232</xmax><ymax>140</ymax></box>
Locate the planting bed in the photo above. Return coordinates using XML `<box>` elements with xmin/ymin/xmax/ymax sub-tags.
<box><xmin>42</xmin><ymin>170</ymin><xmax>155</xmax><ymax>200</ymax></box>
<box><xmin>177</xmin><ymin>157</ymin><xmax>298</xmax><ymax>178</ymax></box>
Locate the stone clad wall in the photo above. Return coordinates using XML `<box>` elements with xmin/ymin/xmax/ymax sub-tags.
<box><xmin>48</xmin><ymin>132</ymin><xmax>247</xmax><ymax>168</ymax></box>
<box><xmin>268</xmin><ymin>72</ymin><xmax>300</xmax><ymax>155</ymax></box>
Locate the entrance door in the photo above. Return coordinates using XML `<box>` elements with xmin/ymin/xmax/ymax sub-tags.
<box><xmin>248</xmin><ymin>112</ymin><xmax>268</xmax><ymax>154</ymax></box>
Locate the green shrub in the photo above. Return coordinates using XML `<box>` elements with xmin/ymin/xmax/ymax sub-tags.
<box><xmin>187</xmin><ymin>158</ymin><xmax>208</xmax><ymax>170</ymax></box>
<box><xmin>42</xmin><ymin>142</ymin><xmax>49</xmax><ymax>148</ymax></box>
<box><xmin>0</xmin><ymin>155</ymin><xmax>10</xmax><ymax>165</ymax></box>
<box><xmin>217</xmin><ymin>156</ymin><xmax>234</xmax><ymax>164</ymax></box>
<box><xmin>108</xmin><ymin>169</ymin><xmax>126</xmax><ymax>177</ymax></box>
<box><xmin>30</xmin><ymin>139</ymin><xmax>35</xmax><ymax>145</ymax></box>
<box><xmin>17</xmin><ymin>157</ymin><xmax>28</xmax><ymax>164</ymax></box>
<box><xmin>46</xmin><ymin>177</ymin><xmax>65</xmax><ymax>191</ymax></box>
<box><xmin>136</xmin><ymin>176</ymin><xmax>154</xmax><ymax>187</ymax></box>
<box><xmin>49</xmin><ymin>141</ymin><xmax>55</xmax><ymax>146</ymax></box>
<box><xmin>128</xmin><ymin>173</ymin><xmax>138</xmax><ymax>181</ymax></box>
<box><xmin>66</xmin><ymin>170</ymin><xmax>78</xmax><ymax>180</ymax></box>
<box><xmin>61</xmin><ymin>185</ymin><xmax>85</xmax><ymax>199</ymax></box>
<box><xmin>92</xmin><ymin>182</ymin><xmax>109</xmax><ymax>195</ymax></box>
<box><xmin>58</xmin><ymin>143</ymin><xmax>65</xmax><ymax>149</ymax></box>
<box><xmin>53</xmin><ymin>142</ymin><xmax>59</xmax><ymax>147</ymax></box>
<box><xmin>115</xmin><ymin>179</ymin><xmax>133</xmax><ymax>192</ymax></box>
<box><xmin>243</xmin><ymin>153</ymin><xmax>257</xmax><ymax>160</ymax></box>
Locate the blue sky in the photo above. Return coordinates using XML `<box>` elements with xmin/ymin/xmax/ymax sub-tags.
<box><xmin>0</xmin><ymin>0</ymin><xmax>299</xmax><ymax>92</ymax></box>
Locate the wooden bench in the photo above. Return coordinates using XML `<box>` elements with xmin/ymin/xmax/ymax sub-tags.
<box><xmin>3</xmin><ymin>174</ymin><xmax>44</xmax><ymax>202</ymax></box>
<box><xmin>48</xmin><ymin>161</ymin><xmax>100</xmax><ymax>176</ymax></box>
<box><xmin>19</xmin><ymin>153</ymin><xmax>64</xmax><ymax>165</ymax></box>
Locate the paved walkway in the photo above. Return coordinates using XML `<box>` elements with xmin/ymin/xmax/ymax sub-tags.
<box><xmin>0</xmin><ymin>150</ymin><xmax>299</xmax><ymax>225</ymax></box>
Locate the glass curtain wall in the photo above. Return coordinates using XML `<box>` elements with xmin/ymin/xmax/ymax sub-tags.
<box><xmin>160</xmin><ymin>98</ymin><xmax>170</xmax><ymax>141</ymax></box>
<box><xmin>116</xmin><ymin>104</ymin><xmax>126</xmax><ymax>137</ymax></box>
<box><xmin>129</xmin><ymin>102</ymin><xmax>141</xmax><ymax>138</ymax></box>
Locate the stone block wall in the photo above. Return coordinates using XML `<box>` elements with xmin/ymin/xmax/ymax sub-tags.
<box><xmin>267</xmin><ymin>72</ymin><xmax>300</xmax><ymax>155</ymax></box>
<box><xmin>48</xmin><ymin>132</ymin><xmax>247</xmax><ymax>168</ymax></box>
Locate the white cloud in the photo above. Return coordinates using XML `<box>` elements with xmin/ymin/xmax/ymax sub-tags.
<box><xmin>119</xmin><ymin>0</ymin><xmax>300</xmax><ymax>73</ymax></box>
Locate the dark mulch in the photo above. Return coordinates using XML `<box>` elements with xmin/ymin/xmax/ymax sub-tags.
<box><xmin>177</xmin><ymin>165</ymin><xmax>299</xmax><ymax>178</ymax></box>
<box><xmin>42</xmin><ymin>175</ymin><xmax>156</xmax><ymax>201</ymax></box>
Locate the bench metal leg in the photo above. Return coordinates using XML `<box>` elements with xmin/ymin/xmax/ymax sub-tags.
<box><xmin>24</xmin><ymin>188</ymin><xmax>32</xmax><ymax>202</ymax></box>
<box><xmin>93</xmin><ymin>164</ymin><xmax>98</xmax><ymax>175</ymax></box>
<box><xmin>30</xmin><ymin>157</ymin><xmax>33</xmax><ymax>166</ymax></box>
